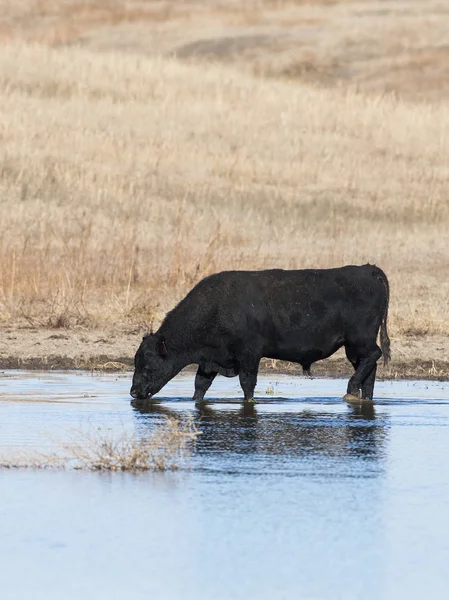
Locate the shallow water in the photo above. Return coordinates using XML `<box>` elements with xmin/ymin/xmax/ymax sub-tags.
<box><xmin>1</xmin><ymin>371</ymin><xmax>449</xmax><ymax>600</ymax></box>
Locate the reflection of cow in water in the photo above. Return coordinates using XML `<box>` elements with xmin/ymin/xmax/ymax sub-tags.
<box><xmin>131</xmin><ymin>400</ymin><xmax>388</xmax><ymax>462</ymax></box>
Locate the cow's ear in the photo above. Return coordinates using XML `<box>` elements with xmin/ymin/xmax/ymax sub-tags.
<box><xmin>156</xmin><ymin>336</ymin><xmax>168</xmax><ymax>358</ymax></box>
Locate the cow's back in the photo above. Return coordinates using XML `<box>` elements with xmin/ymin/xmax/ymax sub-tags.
<box><xmin>160</xmin><ymin>265</ymin><xmax>388</xmax><ymax>353</ymax></box>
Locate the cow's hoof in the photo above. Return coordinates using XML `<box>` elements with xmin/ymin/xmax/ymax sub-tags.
<box><xmin>343</xmin><ymin>392</ymin><xmax>361</xmax><ymax>404</ymax></box>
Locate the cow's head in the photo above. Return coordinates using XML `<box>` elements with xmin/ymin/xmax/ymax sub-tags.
<box><xmin>130</xmin><ymin>333</ymin><xmax>172</xmax><ymax>400</ymax></box>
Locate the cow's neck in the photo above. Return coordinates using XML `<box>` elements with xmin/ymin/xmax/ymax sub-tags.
<box><xmin>158</xmin><ymin>321</ymin><xmax>202</xmax><ymax>365</ymax></box>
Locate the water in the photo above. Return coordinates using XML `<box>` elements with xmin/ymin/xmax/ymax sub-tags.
<box><xmin>1</xmin><ymin>371</ymin><xmax>449</xmax><ymax>600</ymax></box>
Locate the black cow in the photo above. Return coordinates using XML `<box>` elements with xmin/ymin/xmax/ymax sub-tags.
<box><xmin>130</xmin><ymin>265</ymin><xmax>390</xmax><ymax>403</ymax></box>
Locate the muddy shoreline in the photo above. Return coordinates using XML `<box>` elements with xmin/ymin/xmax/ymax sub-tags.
<box><xmin>1</xmin><ymin>356</ymin><xmax>449</xmax><ymax>382</ymax></box>
<box><xmin>1</xmin><ymin>326</ymin><xmax>448</xmax><ymax>380</ymax></box>
<box><xmin>1</xmin><ymin>356</ymin><xmax>448</xmax><ymax>381</ymax></box>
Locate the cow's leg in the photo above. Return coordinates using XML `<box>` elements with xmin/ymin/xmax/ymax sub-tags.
<box><xmin>238</xmin><ymin>355</ymin><xmax>260</xmax><ymax>402</ymax></box>
<box><xmin>344</xmin><ymin>347</ymin><xmax>359</xmax><ymax>400</ymax></box>
<box><xmin>345</xmin><ymin>346</ymin><xmax>360</xmax><ymax>372</ymax></box>
<box><xmin>192</xmin><ymin>366</ymin><xmax>217</xmax><ymax>402</ymax></box>
<box><xmin>346</xmin><ymin>345</ymin><xmax>381</xmax><ymax>399</ymax></box>
<box><xmin>361</xmin><ymin>364</ymin><xmax>377</xmax><ymax>401</ymax></box>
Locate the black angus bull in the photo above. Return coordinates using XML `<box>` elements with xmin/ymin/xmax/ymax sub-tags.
<box><xmin>130</xmin><ymin>265</ymin><xmax>390</xmax><ymax>403</ymax></box>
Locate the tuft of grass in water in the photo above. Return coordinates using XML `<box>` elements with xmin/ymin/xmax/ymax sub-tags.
<box><xmin>0</xmin><ymin>416</ymin><xmax>200</xmax><ymax>472</ymax></box>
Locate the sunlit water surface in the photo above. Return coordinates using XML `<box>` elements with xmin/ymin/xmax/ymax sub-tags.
<box><xmin>1</xmin><ymin>371</ymin><xmax>449</xmax><ymax>600</ymax></box>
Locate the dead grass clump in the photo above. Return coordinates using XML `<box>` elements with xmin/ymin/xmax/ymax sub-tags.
<box><xmin>68</xmin><ymin>417</ymin><xmax>200</xmax><ymax>471</ymax></box>
<box><xmin>0</xmin><ymin>416</ymin><xmax>200</xmax><ymax>471</ymax></box>
<box><xmin>17</xmin><ymin>292</ymin><xmax>94</xmax><ymax>329</ymax></box>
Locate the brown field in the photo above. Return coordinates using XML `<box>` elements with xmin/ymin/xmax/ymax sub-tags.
<box><xmin>0</xmin><ymin>0</ymin><xmax>449</xmax><ymax>376</ymax></box>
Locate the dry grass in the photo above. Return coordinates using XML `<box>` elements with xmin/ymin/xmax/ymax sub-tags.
<box><xmin>0</xmin><ymin>416</ymin><xmax>200</xmax><ymax>471</ymax></box>
<box><xmin>0</xmin><ymin>1</ymin><xmax>449</xmax><ymax>341</ymax></box>
<box><xmin>2</xmin><ymin>1</ymin><xmax>449</xmax><ymax>100</ymax></box>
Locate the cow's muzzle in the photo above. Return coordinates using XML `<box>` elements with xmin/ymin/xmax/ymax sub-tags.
<box><xmin>130</xmin><ymin>386</ymin><xmax>150</xmax><ymax>400</ymax></box>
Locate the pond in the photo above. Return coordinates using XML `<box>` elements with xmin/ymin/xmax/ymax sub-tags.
<box><xmin>1</xmin><ymin>371</ymin><xmax>449</xmax><ymax>599</ymax></box>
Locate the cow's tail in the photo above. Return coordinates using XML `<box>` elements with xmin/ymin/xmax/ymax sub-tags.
<box><xmin>375</xmin><ymin>267</ymin><xmax>391</xmax><ymax>366</ymax></box>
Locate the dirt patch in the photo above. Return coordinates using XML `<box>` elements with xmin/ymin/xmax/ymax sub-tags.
<box><xmin>173</xmin><ymin>34</ymin><xmax>276</xmax><ymax>59</ymax></box>
<box><xmin>1</xmin><ymin>326</ymin><xmax>448</xmax><ymax>380</ymax></box>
